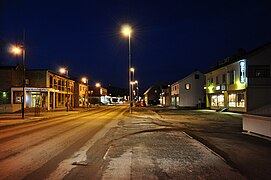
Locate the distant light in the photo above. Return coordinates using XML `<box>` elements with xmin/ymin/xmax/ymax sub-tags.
<box><xmin>130</xmin><ymin>67</ymin><xmax>135</xmax><ymax>72</ymax></box>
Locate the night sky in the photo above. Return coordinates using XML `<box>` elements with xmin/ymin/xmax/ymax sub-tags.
<box><xmin>1</xmin><ymin>0</ymin><xmax>271</xmax><ymax>91</ymax></box>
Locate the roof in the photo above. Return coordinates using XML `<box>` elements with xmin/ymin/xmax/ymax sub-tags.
<box><xmin>206</xmin><ymin>42</ymin><xmax>271</xmax><ymax>73</ymax></box>
<box><xmin>28</xmin><ymin>69</ymin><xmax>73</xmax><ymax>80</ymax></box>
<box><xmin>172</xmin><ymin>70</ymin><xmax>204</xmax><ymax>85</ymax></box>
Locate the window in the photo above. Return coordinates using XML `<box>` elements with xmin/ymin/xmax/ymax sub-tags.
<box><xmin>218</xmin><ymin>94</ymin><xmax>224</xmax><ymax>107</ymax></box>
<box><xmin>237</xmin><ymin>93</ymin><xmax>245</xmax><ymax>107</ymax></box>
<box><xmin>229</xmin><ymin>70</ymin><xmax>235</xmax><ymax>84</ymax></box>
<box><xmin>222</xmin><ymin>74</ymin><xmax>226</xmax><ymax>84</ymax></box>
<box><xmin>248</xmin><ymin>65</ymin><xmax>270</xmax><ymax>78</ymax></box>
<box><xmin>216</xmin><ymin>76</ymin><xmax>219</xmax><ymax>84</ymax></box>
<box><xmin>210</xmin><ymin>78</ymin><xmax>213</xmax><ymax>84</ymax></box>
<box><xmin>229</xmin><ymin>94</ymin><xmax>236</xmax><ymax>107</ymax></box>
<box><xmin>211</xmin><ymin>95</ymin><xmax>218</xmax><ymax>106</ymax></box>
<box><xmin>49</xmin><ymin>76</ymin><xmax>53</xmax><ymax>88</ymax></box>
<box><xmin>185</xmin><ymin>83</ymin><xmax>191</xmax><ymax>90</ymax></box>
<box><xmin>195</xmin><ymin>74</ymin><xmax>199</xmax><ymax>79</ymax></box>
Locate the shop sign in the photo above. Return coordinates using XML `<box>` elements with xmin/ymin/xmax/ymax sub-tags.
<box><xmin>240</xmin><ymin>60</ymin><xmax>246</xmax><ymax>83</ymax></box>
<box><xmin>25</xmin><ymin>88</ymin><xmax>48</xmax><ymax>92</ymax></box>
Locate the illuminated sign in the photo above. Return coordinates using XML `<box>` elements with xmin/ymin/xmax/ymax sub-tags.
<box><xmin>25</xmin><ymin>88</ymin><xmax>48</xmax><ymax>92</ymax></box>
<box><xmin>215</xmin><ymin>86</ymin><xmax>220</xmax><ymax>90</ymax></box>
<box><xmin>240</xmin><ymin>60</ymin><xmax>246</xmax><ymax>83</ymax></box>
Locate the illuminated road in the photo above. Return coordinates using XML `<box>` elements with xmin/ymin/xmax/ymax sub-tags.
<box><xmin>0</xmin><ymin>106</ymin><xmax>245</xmax><ymax>179</ymax></box>
<box><xmin>0</xmin><ymin>106</ymin><xmax>126</xmax><ymax>180</ymax></box>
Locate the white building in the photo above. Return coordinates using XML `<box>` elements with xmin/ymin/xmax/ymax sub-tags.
<box><xmin>171</xmin><ymin>70</ymin><xmax>206</xmax><ymax>108</ymax></box>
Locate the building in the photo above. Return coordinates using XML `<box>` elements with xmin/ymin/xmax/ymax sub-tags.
<box><xmin>171</xmin><ymin>70</ymin><xmax>206</xmax><ymax>108</ymax></box>
<box><xmin>160</xmin><ymin>84</ymin><xmax>171</xmax><ymax>106</ymax></box>
<box><xmin>89</xmin><ymin>85</ymin><xmax>108</xmax><ymax>105</ymax></box>
<box><xmin>0</xmin><ymin>65</ymin><xmax>24</xmax><ymax>112</ymax></box>
<box><xmin>74</xmin><ymin>79</ymin><xmax>89</xmax><ymax>108</ymax></box>
<box><xmin>144</xmin><ymin>82</ymin><xmax>169</xmax><ymax>106</ymax></box>
<box><xmin>0</xmin><ymin>65</ymin><xmax>75</xmax><ymax>112</ymax></box>
<box><xmin>206</xmin><ymin>43</ymin><xmax>271</xmax><ymax>113</ymax></box>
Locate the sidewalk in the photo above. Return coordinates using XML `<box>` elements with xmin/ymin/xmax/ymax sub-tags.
<box><xmin>0</xmin><ymin>108</ymin><xmax>90</xmax><ymax>128</ymax></box>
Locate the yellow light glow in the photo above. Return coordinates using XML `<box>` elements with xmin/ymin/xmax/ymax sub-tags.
<box><xmin>135</xmin><ymin>80</ymin><xmax>138</xmax><ymax>84</ymax></box>
<box><xmin>82</xmin><ymin>77</ymin><xmax>87</xmax><ymax>84</ymax></box>
<box><xmin>10</xmin><ymin>45</ymin><xmax>22</xmax><ymax>55</ymax></box>
<box><xmin>59</xmin><ymin>68</ymin><xmax>67</xmax><ymax>74</ymax></box>
<box><xmin>121</xmin><ymin>25</ymin><xmax>132</xmax><ymax>37</ymax></box>
<box><xmin>95</xmin><ymin>83</ymin><xmax>101</xmax><ymax>88</ymax></box>
<box><xmin>130</xmin><ymin>67</ymin><xmax>135</xmax><ymax>72</ymax></box>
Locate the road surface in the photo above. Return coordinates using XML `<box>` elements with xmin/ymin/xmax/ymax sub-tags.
<box><xmin>0</xmin><ymin>106</ymin><xmax>245</xmax><ymax>179</ymax></box>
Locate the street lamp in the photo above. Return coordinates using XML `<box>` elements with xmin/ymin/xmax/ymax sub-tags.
<box><xmin>122</xmin><ymin>24</ymin><xmax>133</xmax><ymax>113</ymax></box>
<box><xmin>81</xmin><ymin>77</ymin><xmax>88</xmax><ymax>107</ymax></box>
<box><xmin>59</xmin><ymin>67</ymin><xmax>69</xmax><ymax>111</ymax></box>
<box><xmin>10</xmin><ymin>44</ymin><xmax>26</xmax><ymax>119</ymax></box>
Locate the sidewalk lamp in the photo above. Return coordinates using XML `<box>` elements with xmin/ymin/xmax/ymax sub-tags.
<box><xmin>121</xmin><ymin>24</ymin><xmax>133</xmax><ymax>113</ymax></box>
<box><xmin>10</xmin><ymin>44</ymin><xmax>26</xmax><ymax>119</ymax></box>
<box><xmin>59</xmin><ymin>67</ymin><xmax>69</xmax><ymax>111</ymax></box>
<box><xmin>82</xmin><ymin>77</ymin><xmax>88</xmax><ymax>107</ymax></box>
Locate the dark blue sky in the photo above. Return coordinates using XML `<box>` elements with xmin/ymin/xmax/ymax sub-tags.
<box><xmin>1</xmin><ymin>0</ymin><xmax>271</xmax><ymax>91</ymax></box>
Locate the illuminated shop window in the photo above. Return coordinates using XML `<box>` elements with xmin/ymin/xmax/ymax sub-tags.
<box><xmin>229</xmin><ymin>94</ymin><xmax>236</xmax><ymax>107</ymax></box>
<box><xmin>185</xmin><ymin>83</ymin><xmax>191</xmax><ymax>90</ymax></box>
<box><xmin>211</xmin><ymin>95</ymin><xmax>218</xmax><ymax>106</ymax></box>
<box><xmin>237</xmin><ymin>93</ymin><xmax>245</xmax><ymax>107</ymax></box>
<box><xmin>218</xmin><ymin>94</ymin><xmax>224</xmax><ymax>107</ymax></box>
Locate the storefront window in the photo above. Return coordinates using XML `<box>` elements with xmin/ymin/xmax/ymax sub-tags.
<box><xmin>237</xmin><ymin>93</ymin><xmax>245</xmax><ymax>107</ymax></box>
<box><xmin>229</xmin><ymin>94</ymin><xmax>236</xmax><ymax>107</ymax></box>
<box><xmin>211</xmin><ymin>95</ymin><xmax>218</xmax><ymax>106</ymax></box>
<box><xmin>218</xmin><ymin>94</ymin><xmax>224</xmax><ymax>107</ymax></box>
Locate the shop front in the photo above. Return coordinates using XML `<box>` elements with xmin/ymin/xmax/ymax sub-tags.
<box><xmin>11</xmin><ymin>87</ymin><xmax>58</xmax><ymax>111</ymax></box>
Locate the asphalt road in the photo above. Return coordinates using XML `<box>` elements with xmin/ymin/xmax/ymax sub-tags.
<box><xmin>0</xmin><ymin>106</ymin><xmax>249</xmax><ymax>179</ymax></box>
<box><xmin>0</xmin><ymin>106</ymin><xmax>126</xmax><ymax>180</ymax></box>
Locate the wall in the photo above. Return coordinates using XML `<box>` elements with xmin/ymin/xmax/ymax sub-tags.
<box><xmin>0</xmin><ymin>104</ymin><xmax>21</xmax><ymax>113</ymax></box>
<box><xmin>243</xmin><ymin>114</ymin><xmax>271</xmax><ymax>138</ymax></box>
<box><xmin>179</xmin><ymin>71</ymin><xmax>206</xmax><ymax>107</ymax></box>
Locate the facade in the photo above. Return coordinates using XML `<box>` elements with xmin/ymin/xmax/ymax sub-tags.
<box><xmin>0</xmin><ymin>66</ymin><xmax>75</xmax><ymax>112</ymax></box>
<box><xmin>206</xmin><ymin>43</ymin><xmax>271</xmax><ymax>113</ymax></box>
<box><xmin>0</xmin><ymin>65</ymin><xmax>24</xmax><ymax>112</ymax></box>
<box><xmin>89</xmin><ymin>86</ymin><xmax>108</xmax><ymax>104</ymax></box>
<box><xmin>160</xmin><ymin>84</ymin><xmax>171</xmax><ymax>106</ymax></box>
<box><xmin>144</xmin><ymin>82</ymin><xmax>169</xmax><ymax>106</ymax></box>
<box><xmin>74</xmin><ymin>80</ymin><xmax>88</xmax><ymax>108</ymax></box>
<box><xmin>171</xmin><ymin>70</ymin><xmax>206</xmax><ymax>108</ymax></box>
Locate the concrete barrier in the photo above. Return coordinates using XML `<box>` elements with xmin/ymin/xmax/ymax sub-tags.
<box><xmin>243</xmin><ymin>114</ymin><xmax>271</xmax><ymax>138</ymax></box>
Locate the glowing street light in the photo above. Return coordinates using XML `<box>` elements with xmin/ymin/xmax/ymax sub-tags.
<box><xmin>95</xmin><ymin>82</ymin><xmax>101</xmax><ymax>88</ymax></box>
<box><xmin>10</xmin><ymin>45</ymin><xmax>22</xmax><ymax>55</ymax></box>
<box><xmin>121</xmin><ymin>24</ymin><xmax>133</xmax><ymax>113</ymax></box>
<box><xmin>59</xmin><ymin>67</ymin><xmax>68</xmax><ymax>76</ymax></box>
<box><xmin>81</xmin><ymin>77</ymin><xmax>88</xmax><ymax>84</ymax></box>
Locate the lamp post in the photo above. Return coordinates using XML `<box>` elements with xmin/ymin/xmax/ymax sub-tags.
<box><xmin>59</xmin><ymin>67</ymin><xmax>69</xmax><ymax>111</ymax></box>
<box><xmin>82</xmin><ymin>77</ymin><xmax>88</xmax><ymax>108</ymax></box>
<box><xmin>10</xmin><ymin>44</ymin><xmax>26</xmax><ymax>119</ymax></box>
<box><xmin>122</xmin><ymin>25</ymin><xmax>133</xmax><ymax>113</ymax></box>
